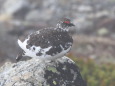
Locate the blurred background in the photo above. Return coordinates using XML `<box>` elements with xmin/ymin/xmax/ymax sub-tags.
<box><xmin>0</xmin><ymin>0</ymin><xmax>115</xmax><ymax>85</ymax></box>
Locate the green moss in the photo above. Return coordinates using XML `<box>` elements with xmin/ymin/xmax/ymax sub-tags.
<box><xmin>68</xmin><ymin>55</ymin><xmax>115</xmax><ymax>86</ymax></box>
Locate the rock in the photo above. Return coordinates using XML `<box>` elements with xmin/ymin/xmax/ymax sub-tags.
<box><xmin>0</xmin><ymin>0</ymin><xmax>28</xmax><ymax>21</ymax></box>
<box><xmin>0</xmin><ymin>0</ymin><xmax>78</xmax><ymax>22</ymax></box>
<box><xmin>25</xmin><ymin>9</ymin><xmax>53</xmax><ymax>21</ymax></box>
<box><xmin>0</xmin><ymin>0</ymin><xmax>57</xmax><ymax>21</ymax></box>
<box><xmin>97</xmin><ymin>27</ymin><xmax>109</xmax><ymax>36</ymax></box>
<box><xmin>0</xmin><ymin>56</ymin><xmax>86</xmax><ymax>86</ymax></box>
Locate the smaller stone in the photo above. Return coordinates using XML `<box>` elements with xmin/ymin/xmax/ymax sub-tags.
<box><xmin>97</xmin><ymin>27</ymin><xmax>109</xmax><ymax>36</ymax></box>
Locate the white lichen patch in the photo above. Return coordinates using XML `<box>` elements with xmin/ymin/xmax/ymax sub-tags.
<box><xmin>36</xmin><ymin>31</ymin><xmax>40</xmax><ymax>34</ymax></box>
<box><xmin>47</xmin><ymin>67</ymin><xmax>60</xmax><ymax>74</ymax></box>
<box><xmin>70</xmin><ymin>69</ymin><xmax>78</xmax><ymax>81</ymax></box>
<box><xmin>53</xmin><ymin>80</ymin><xmax>57</xmax><ymax>85</ymax></box>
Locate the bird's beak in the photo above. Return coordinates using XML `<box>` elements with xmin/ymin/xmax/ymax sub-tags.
<box><xmin>70</xmin><ymin>23</ymin><xmax>75</xmax><ymax>27</ymax></box>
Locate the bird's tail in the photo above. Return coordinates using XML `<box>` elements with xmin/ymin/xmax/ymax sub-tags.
<box><xmin>16</xmin><ymin>49</ymin><xmax>25</xmax><ymax>62</ymax></box>
<box><xmin>16</xmin><ymin>53</ymin><xmax>23</xmax><ymax>62</ymax></box>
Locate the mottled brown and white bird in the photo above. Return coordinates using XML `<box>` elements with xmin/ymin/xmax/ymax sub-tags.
<box><xmin>16</xmin><ymin>18</ymin><xmax>75</xmax><ymax>61</ymax></box>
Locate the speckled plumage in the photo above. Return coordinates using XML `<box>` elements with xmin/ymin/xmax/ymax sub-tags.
<box><xmin>16</xmin><ymin>18</ymin><xmax>74</xmax><ymax>61</ymax></box>
<box><xmin>28</xmin><ymin>28</ymin><xmax>73</xmax><ymax>54</ymax></box>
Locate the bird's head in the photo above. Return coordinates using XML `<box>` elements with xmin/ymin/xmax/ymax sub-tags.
<box><xmin>57</xmin><ymin>18</ymin><xmax>75</xmax><ymax>30</ymax></box>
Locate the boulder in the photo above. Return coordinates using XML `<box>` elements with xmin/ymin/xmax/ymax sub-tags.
<box><xmin>0</xmin><ymin>56</ymin><xmax>86</xmax><ymax>86</ymax></box>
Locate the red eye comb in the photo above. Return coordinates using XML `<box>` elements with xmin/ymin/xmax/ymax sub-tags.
<box><xmin>64</xmin><ymin>21</ymin><xmax>70</xmax><ymax>24</ymax></box>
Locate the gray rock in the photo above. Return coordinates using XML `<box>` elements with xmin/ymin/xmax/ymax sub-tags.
<box><xmin>0</xmin><ymin>56</ymin><xmax>86</xmax><ymax>86</ymax></box>
<box><xmin>1</xmin><ymin>0</ymin><xmax>28</xmax><ymax>16</ymax></box>
<box><xmin>25</xmin><ymin>9</ymin><xmax>53</xmax><ymax>21</ymax></box>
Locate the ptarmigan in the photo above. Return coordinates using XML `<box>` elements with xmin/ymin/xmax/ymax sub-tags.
<box><xmin>16</xmin><ymin>18</ymin><xmax>75</xmax><ymax>61</ymax></box>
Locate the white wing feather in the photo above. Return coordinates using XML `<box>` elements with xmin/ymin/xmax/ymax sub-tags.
<box><xmin>18</xmin><ymin>39</ymin><xmax>28</xmax><ymax>51</ymax></box>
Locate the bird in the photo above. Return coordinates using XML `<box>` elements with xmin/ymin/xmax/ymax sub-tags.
<box><xmin>16</xmin><ymin>18</ymin><xmax>75</xmax><ymax>61</ymax></box>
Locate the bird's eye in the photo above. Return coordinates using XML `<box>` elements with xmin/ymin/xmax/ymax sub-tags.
<box><xmin>64</xmin><ymin>21</ymin><xmax>70</xmax><ymax>24</ymax></box>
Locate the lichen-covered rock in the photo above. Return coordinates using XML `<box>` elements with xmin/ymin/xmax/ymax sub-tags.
<box><xmin>0</xmin><ymin>56</ymin><xmax>86</xmax><ymax>86</ymax></box>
